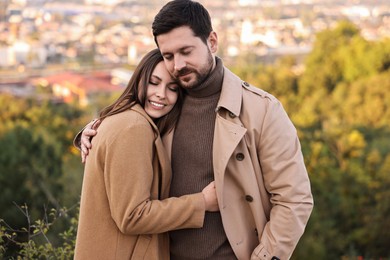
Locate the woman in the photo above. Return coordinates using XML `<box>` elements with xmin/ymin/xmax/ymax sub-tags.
<box><xmin>74</xmin><ymin>49</ymin><xmax>218</xmax><ymax>260</ymax></box>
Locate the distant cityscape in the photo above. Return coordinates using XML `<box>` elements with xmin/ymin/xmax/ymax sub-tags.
<box><xmin>1</xmin><ymin>0</ymin><xmax>389</xmax><ymax>105</ymax></box>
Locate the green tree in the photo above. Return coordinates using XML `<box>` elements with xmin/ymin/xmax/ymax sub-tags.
<box><xmin>290</xmin><ymin>20</ymin><xmax>390</xmax><ymax>258</ymax></box>
<box><xmin>0</xmin><ymin>94</ymin><xmax>86</xmax><ymax>257</ymax></box>
<box><xmin>0</xmin><ymin>126</ymin><xmax>63</xmax><ymax>227</ymax></box>
<box><xmin>299</xmin><ymin>20</ymin><xmax>360</xmax><ymax>96</ymax></box>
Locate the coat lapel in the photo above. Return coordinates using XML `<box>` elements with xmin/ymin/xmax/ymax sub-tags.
<box><xmin>213</xmin><ymin>114</ymin><xmax>246</xmax><ymax>205</ymax></box>
<box><xmin>213</xmin><ymin>67</ymin><xmax>247</xmax><ymax>205</ymax></box>
<box><xmin>162</xmin><ymin>129</ymin><xmax>174</xmax><ymax>162</ymax></box>
<box><xmin>155</xmin><ymin>137</ymin><xmax>172</xmax><ymax>198</ymax></box>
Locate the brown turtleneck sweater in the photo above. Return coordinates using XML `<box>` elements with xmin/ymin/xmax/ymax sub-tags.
<box><xmin>169</xmin><ymin>58</ymin><xmax>236</xmax><ymax>259</ymax></box>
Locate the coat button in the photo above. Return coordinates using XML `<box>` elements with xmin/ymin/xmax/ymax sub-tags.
<box><xmin>228</xmin><ymin>112</ymin><xmax>235</xmax><ymax>118</ymax></box>
<box><xmin>236</xmin><ymin>153</ymin><xmax>244</xmax><ymax>161</ymax></box>
<box><xmin>254</xmin><ymin>228</ymin><xmax>258</xmax><ymax>236</ymax></box>
<box><xmin>245</xmin><ymin>195</ymin><xmax>253</xmax><ymax>202</ymax></box>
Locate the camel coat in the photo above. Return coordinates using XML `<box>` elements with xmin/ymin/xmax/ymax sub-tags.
<box><xmin>74</xmin><ymin>104</ymin><xmax>205</xmax><ymax>260</ymax></box>
<box><xmin>163</xmin><ymin>67</ymin><xmax>314</xmax><ymax>260</ymax></box>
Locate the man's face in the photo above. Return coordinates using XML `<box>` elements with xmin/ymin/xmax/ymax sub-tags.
<box><xmin>156</xmin><ymin>26</ymin><xmax>218</xmax><ymax>90</ymax></box>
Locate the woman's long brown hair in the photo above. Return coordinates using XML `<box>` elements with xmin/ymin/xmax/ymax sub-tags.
<box><xmin>97</xmin><ymin>48</ymin><xmax>183</xmax><ymax>136</ymax></box>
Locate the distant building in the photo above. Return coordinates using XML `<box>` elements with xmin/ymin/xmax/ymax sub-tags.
<box><xmin>238</xmin><ymin>0</ymin><xmax>261</xmax><ymax>6</ymax></box>
<box><xmin>0</xmin><ymin>41</ymin><xmax>48</xmax><ymax>68</ymax></box>
<box><xmin>6</xmin><ymin>6</ymin><xmax>22</xmax><ymax>23</ymax></box>
<box><xmin>110</xmin><ymin>68</ymin><xmax>133</xmax><ymax>86</ymax></box>
<box><xmin>84</xmin><ymin>0</ymin><xmax>124</xmax><ymax>6</ymax></box>
<box><xmin>33</xmin><ymin>71</ymin><xmax>123</xmax><ymax>106</ymax></box>
<box><xmin>0</xmin><ymin>47</ymin><xmax>15</xmax><ymax>67</ymax></box>
<box><xmin>282</xmin><ymin>0</ymin><xmax>314</xmax><ymax>4</ymax></box>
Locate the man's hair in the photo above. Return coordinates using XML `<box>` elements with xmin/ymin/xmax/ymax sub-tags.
<box><xmin>152</xmin><ymin>0</ymin><xmax>213</xmax><ymax>45</ymax></box>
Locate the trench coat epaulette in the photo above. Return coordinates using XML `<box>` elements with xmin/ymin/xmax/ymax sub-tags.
<box><xmin>240</xmin><ymin>80</ymin><xmax>276</xmax><ymax>102</ymax></box>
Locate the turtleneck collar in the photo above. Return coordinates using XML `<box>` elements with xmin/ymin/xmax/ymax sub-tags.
<box><xmin>185</xmin><ymin>57</ymin><xmax>224</xmax><ymax>98</ymax></box>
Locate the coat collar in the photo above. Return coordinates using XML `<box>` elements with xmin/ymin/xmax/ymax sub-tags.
<box><xmin>132</xmin><ymin>103</ymin><xmax>172</xmax><ymax>198</ymax></box>
<box><xmin>216</xmin><ymin>67</ymin><xmax>243</xmax><ymax>117</ymax></box>
<box><xmin>131</xmin><ymin>103</ymin><xmax>159</xmax><ymax>134</ymax></box>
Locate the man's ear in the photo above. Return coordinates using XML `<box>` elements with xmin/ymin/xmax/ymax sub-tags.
<box><xmin>208</xmin><ymin>31</ymin><xmax>218</xmax><ymax>53</ymax></box>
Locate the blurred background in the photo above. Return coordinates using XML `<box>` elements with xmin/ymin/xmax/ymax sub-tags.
<box><xmin>0</xmin><ymin>0</ymin><xmax>389</xmax><ymax>259</ymax></box>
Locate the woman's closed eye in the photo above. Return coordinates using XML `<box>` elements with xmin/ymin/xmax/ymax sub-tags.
<box><xmin>149</xmin><ymin>80</ymin><xmax>159</xmax><ymax>86</ymax></box>
<box><xmin>168</xmin><ymin>84</ymin><xmax>179</xmax><ymax>92</ymax></box>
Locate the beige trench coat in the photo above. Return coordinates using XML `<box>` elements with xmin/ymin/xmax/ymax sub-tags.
<box><xmin>163</xmin><ymin>67</ymin><xmax>314</xmax><ymax>260</ymax></box>
<box><xmin>74</xmin><ymin>104</ymin><xmax>206</xmax><ymax>260</ymax></box>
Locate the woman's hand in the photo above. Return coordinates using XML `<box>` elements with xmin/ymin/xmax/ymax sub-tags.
<box><xmin>80</xmin><ymin>119</ymin><xmax>100</xmax><ymax>163</ymax></box>
<box><xmin>202</xmin><ymin>181</ymin><xmax>219</xmax><ymax>212</ymax></box>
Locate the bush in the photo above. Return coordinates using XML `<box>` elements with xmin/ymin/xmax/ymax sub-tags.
<box><xmin>0</xmin><ymin>203</ymin><xmax>78</xmax><ymax>259</ymax></box>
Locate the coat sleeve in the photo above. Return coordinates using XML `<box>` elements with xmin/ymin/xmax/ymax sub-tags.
<box><xmin>255</xmin><ymin>99</ymin><xmax>314</xmax><ymax>259</ymax></box>
<box><xmin>102</xmin><ymin>121</ymin><xmax>205</xmax><ymax>235</ymax></box>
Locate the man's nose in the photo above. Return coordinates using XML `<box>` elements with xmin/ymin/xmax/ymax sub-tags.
<box><xmin>174</xmin><ymin>56</ymin><xmax>186</xmax><ymax>71</ymax></box>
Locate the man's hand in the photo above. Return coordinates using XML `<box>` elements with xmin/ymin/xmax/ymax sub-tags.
<box><xmin>202</xmin><ymin>181</ymin><xmax>219</xmax><ymax>212</ymax></box>
<box><xmin>80</xmin><ymin>119</ymin><xmax>100</xmax><ymax>163</ymax></box>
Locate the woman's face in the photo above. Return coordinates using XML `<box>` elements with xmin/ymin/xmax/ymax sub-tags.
<box><xmin>144</xmin><ymin>61</ymin><xmax>179</xmax><ymax>119</ymax></box>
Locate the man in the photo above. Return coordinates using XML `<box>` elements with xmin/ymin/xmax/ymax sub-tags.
<box><xmin>76</xmin><ymin>1</ymin><xmax>313</xmax><ymax>259</ymax></box>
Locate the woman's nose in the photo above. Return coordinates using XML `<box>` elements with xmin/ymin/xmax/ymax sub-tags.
<box><xmin>155</xmin><ymin>86</ymin><xmax>166</xmax><ymax>98</ymax></box>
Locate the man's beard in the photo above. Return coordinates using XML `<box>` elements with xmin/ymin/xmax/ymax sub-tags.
<box><xmin>175</xmin><ymin>50</ymin><xmax>214</xmax><ymax>89</ymax></box>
